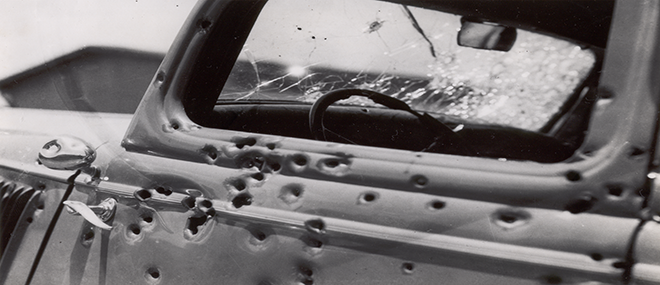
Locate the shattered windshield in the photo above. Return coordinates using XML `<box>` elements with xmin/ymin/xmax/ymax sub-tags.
<box><xmin>218</xmin><ymin>0</ymin><xmax>596</xmax><ymax>131</ymax></box>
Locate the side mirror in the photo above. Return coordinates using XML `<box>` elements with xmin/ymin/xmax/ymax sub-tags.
<box><xmin>458</xmin><ymin>18</ymin><xmax>517</xmax><ymax>52</ymax></box>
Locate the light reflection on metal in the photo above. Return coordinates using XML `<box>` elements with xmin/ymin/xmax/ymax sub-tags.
<box><xmin>38</xmin><ymin>136</ymin><xmax>101</xmax><ymax>183</ymax></box>
<box><xmin>63</xmin><ymin>198</ymin><xmax>117</xmax><ymax>230</ymax></box>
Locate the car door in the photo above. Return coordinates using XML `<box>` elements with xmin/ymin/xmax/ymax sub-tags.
<box><xmin>3</xmin><ymin>0</ymin><xmax>660</xmax><ymax>284</ymax></box>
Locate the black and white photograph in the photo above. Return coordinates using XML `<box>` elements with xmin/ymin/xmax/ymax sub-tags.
<box><xmin>1</xmin><ymin>0</ymin><xmax>658</xmax><ymax>284</ymax></box>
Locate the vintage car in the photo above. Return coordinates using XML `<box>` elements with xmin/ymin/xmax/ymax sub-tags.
<box><xmin>1</xmin><ymin>0</ymin><xmax>660</xmax><ymax>284</ymax></box>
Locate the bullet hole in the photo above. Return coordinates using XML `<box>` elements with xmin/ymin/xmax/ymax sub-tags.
<box><xmin>299</xmin><ymin>265</ymin><xmax>313</xmax><ymax>277</ymax></box>
<box><xmin>246</xmin><ymin>225</ymin><xmax>275</xmax><ymax>248</ymax></box>
<box><xmin>361</xmin><ymin>108</ymin><xmax>369</xmax><ymax>113</ymax></box>
<box><xmin>565</xmin><ymin>195</ymin><xmax>596</xmax><ymax>214</ymax></box>
<box><xmin>607</xmin><ymin>185</ymin><xmax>624</xmax><ymax>197</ymax></box>
<box><xmin>251</xmin><ymin>172</ymin><xmax>265</xmax><ymax>181</ymax></box>
<box><xmin>266</xmin><ymin>143</ymin><xmax>277</xmax><ymax>150</ymax></box>
<box><xmin>359</xmin><ymin>192</ymin><xmax>378</xmax><ymax>203</ymax></box>
<box><xmin>304</xmin><ymin>218</ymin><xmax>326</xmax><ymax>234</ymax></box>
<box><xmin>186</xmin><ymin>215</ymin><xmax>208</xmax><ymax>235</ymax></box>
<box><xmin>155</xmin><ymin>186</ymin><xmax>172</xmax><ymax>196</ymax></box>
<box><xmin>199</xmin><ymin>199</ymin><xmax>212</xmax><ymax>208</ymax></box>
<box><xmin>597</xmin><ymin>88</ymin><xmax>614</xmax><ymax>99</ymax></box>
<box><xmin>411</xmin><ymin>175</ymin><xmax>428</xmax><ymax>187</ymax></box>
<box><xmin>135</xmin><ymin>189</ymin><xmax>152</xmax><ymax>201</ymax></box>
<box><xmin>197</xmin><ymin>18</ymin><xmax>212</xmax><ymax>33</ymax></box>
<box><xmin>232</xmin><ymin>193</ymin><xmax>253</xmax><ymax>208</ymax></box>
<box><xmin>492</xmin><ymin>208</ymin><xmax>531</xmax><ymax>229</ymax></box>
<box><xmin>322</xmin><ymin>158</ymin><xmax>350</xmax><ymax>168</ymax></box>
<box><xmin>366</xmin><ymin>19</ymin><xmax>385</xmax><ymax>33</ymax></box>
<box><xmin>36</xmin><ymin>183</ymin><xmax>46</xmax><ymax>190</ymax></box>
<box><xmin>301</xmin><ymin>234</ymin><xmax>325</xmax><ymax>255</ymax></box>
<box><xmin>234</xmin><ymin>137</ymin><xmax>257</xmax><ymax>149</ymax></box>
<box><xmin>324</xmin><ymin>159</ymin><xmax>340</xmax><ymax>168</ymax></box>
<box><xmin>297</xmin><ymin>265</ymin><xmax>314</xmax><ymax>285</ymax></box>
<box><xmin>229</xmin><ymin>178</ymin><xmax>247</xmax><ymax>191</ymax></box>
<box><xmin>251</xmin><ymin>229</ymin><xmax>267</xmax><ymax>241</ymax></box>
<box><xmin>401</xmin><ymin>262</ymin><xmax>415</xmax><ymax>274</ymax></box>
<box><xmin>297</xmin><ymin>26</ymin><xmax>302</xmax><ymax>31</ymax></box>
<box><xmin>280</xmin><ymin>184</ymin><xmax>304</xmax><ymax>205</ymax></box>
<box><xmin>591</xmin><ymin>253</ymin><xmax>603</xmax><ymax>261</ymax></box>
<box><xmin>269</xmin><ymin>162</ymin><xmax>282</xmax><ymax>172</ymax></box>
<box><xmin>311</xmin><ymin>36</ymin><xmax>316</xmax><ymax>39</ymax></box>
<box><xmin>317</xmin><ymin>157</ymin><xmax>351</xmax><ymax>176</ymax></box>
<box><xmin>26</xmin><ymin>217</ymin><xmax>33</xmax><ymax>223</ymax></box>
<box><xmin>200</xmin><ymin>145</ymin><xmax>219</xmax><ymax>162</ymax></box>
<box><xmin>208</xmin><ymin>151</ymin><xmax>217</xmax><ymax>160</ymax></box>
<box><xmin>36</xmin><ymin>159</ymin><xmax>43</xmax><ymax>165</ymax></box>
<box><xmin>143</xmin><ymin>215</ymin><xmax>153</xmax><ymax>224</ymax></box>
<box><xmin>170</xmin><ymin>122</ymin><xmax>180</xmax><ymax>130</ymax></box>
<box><xmin>303</xmin><ymin>236</ymin><xmax>323</xmax><ymax>248</ymax></box>
<box><xmin>542</xmin><ymin>275</ymin><xmax>562</xmax><ymax>284</ymax></box>
<box><xmin>37</xmin><ymin>203</ymin><xmax>44</xmax><ymax>210</ymax></box>
<box><xmin>155</xmin><ymin>71</ymin><xmax>165</xmax><ymax>83</ymax></box>
<box><xmin>197</xmin><ymin>199</ymin><xmax>216</xmax><ymax>216</ymax></box>
<box><xmin>565</xmin><ymin>170</ymin><xmax>581</xmax><ymax>182</ymax></box>
<box><xmin>81</xmin><ymin>229</ymin><xmax>94</xmax><ymax>247</ymax></box>
<box><xmin>181</xmin><ymin>196</ymin><xmax>196</xmax><ymax>209</ymax></box>
<box><xmin>184</xmin><ymin>197</ymin><xmax>216</xmax><ymax>237</ymax></box>
<box><xmin>128</xmin><ymin>224</ymin><xmax>141</xmax><ymax>236</ymax></box>
<box><xmin>629</xmin><ymin>147</ymin><xmax>645</xmax><ymax>158</ymax></box>
<box><xmin>146</xmin><ymin>267</ymin><xmax>160</xmax><ymax>281</ymax></box>
<box><xmin>612</xmin><ymin>260</ymin><xmax>628</xmax><ymax>269</ymax></box>
<box><xmin>287</xmin><ymin>184</ymin><xmax>304</xmax><ymax>197</ymax></box>
<box><xmin>292</xmin><ymin>154</ymin><xmax>308</xmax><ymax>166</ymax></box>
<box><xmin>236</xmin><ymin>152</ymin><xmax>268</xmax><ymax>170</ymax></box>
<box><xmin>503</xmin><ymin>213</ymin><xmax>521</xmax><ymax>224</ymax></box>
<box><xmin>83</xmin><ymin>229</ymin><xmax>94</xmax><ymax>241</ymax></box>
<box><xmin>427</xmin><ymin>200</ymin><xmax>445</xmax><ymax>210</ymax></box>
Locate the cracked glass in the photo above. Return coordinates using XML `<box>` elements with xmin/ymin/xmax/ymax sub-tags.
<box><xmin>217</xmin><ymin>0</ymin><xmax>596</xmax><ymax>131</ymax></box>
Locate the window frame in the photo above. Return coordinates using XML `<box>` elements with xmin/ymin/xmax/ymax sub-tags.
<box><xmin>123</xmin><ymin>0</ymin><xmax>660</xmax><ymax>217</ymax></box>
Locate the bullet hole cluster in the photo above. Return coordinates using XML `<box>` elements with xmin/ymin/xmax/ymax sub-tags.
<box><xmin>182</xmin><ymin>196</ymin><xmax>216</xmax><ymax>237</ymax></box>
<box><xmin>233</xmin><ymin>137</ymin><xmax>257</xmax><ymax>149</ymax></box>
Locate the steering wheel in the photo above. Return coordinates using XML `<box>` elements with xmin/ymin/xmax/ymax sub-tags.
<box><xmin>308</xmin><ymin>89</ymin><xmax>473</xmax><ymax>154</ymax></box>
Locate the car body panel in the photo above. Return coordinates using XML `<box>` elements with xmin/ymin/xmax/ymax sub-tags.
<box><xmin>1</xmin><ymin>0</ymin><xmax>660</xmax><ymax>284</ymax></box>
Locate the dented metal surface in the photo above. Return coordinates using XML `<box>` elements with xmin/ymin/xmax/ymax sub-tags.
<box><xmin>1</xmin><ymin>0</ymin><xmax>660</xmax><ymax>284</ymax></box>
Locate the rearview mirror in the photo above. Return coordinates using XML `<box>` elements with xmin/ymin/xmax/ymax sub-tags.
<box><xmin>458</xmin><ymin>18</ymin><xmax>517</xmax><ymax>52</ymax></box>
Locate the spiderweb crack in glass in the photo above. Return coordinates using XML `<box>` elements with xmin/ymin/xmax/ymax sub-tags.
<box><xmin>216</xmin><ymin>0</ymin><xmax>595</xmax><ymax>131</ymax></box>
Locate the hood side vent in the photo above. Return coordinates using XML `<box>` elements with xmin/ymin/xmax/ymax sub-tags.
<box><xmin>0</xmin><ymin>179</ymin><xmax>39</xmax><ymax>259</ymax></box>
